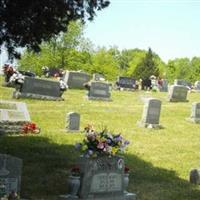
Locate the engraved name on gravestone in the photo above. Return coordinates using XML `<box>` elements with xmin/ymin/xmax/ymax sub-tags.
<box><xmin>168</xmin><ymin>85</ymin><xmax>188</xmax><ymax>102</ymax></box>
<box><xmin>78</xmin><ymin>156</ymin><xmax>124</xmax><ymax>199</ymax></box>
<box><xmin>66</xmin><ymin>112</ymin><xmax>80</xmax><ymax>132</ymax></box>
<box><xmin>0</xmin><ymin>154</ymin><xmax>22</xmax><ymax>197</ymax></box>
<box><xmin>15</xmin><ymin>77</ymin><xmax>62</xmax><ymax>99</ymax></box>
<box><xmin>139</xmin><ymin>98</ymin><xmax>162</xmax><ymax>128</ymax></box>
<box><xmin>64</xmin><ymin>71</ymin><xmax>91</xmax><ymax>89</ymax></box>
<box><xmin>88</xmin><ymin>82</ymin><xmax>111</xmax><ymax>100</ymax></box>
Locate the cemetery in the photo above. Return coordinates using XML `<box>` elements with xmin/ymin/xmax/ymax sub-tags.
<box><xmin>1</xmin><ymin>75</ymin><xmax>200</xmax><ymax>200</ymax></box>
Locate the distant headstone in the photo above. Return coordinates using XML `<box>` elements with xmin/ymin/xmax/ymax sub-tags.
<box><xmin>59</xmin><ymin>156</ymin><xmax>136</xmax><ymax>200</ymax></box>
<box><xmin>66</xmin><ymin>112</ymin><xmax>80</xmax><ymax>132</ymax></box>
<box><xmin>88</xmin><ymin>81</ymin><xmax>111</xmax><ymax>101</ymax></box>
<box><xmin>189</xmin><ymin>169</ymin><xmax>200</xmax><ymax>184</ymax></box>
<box><xmin>63</xmin><ymin>71</ymin><xmax>91</xmax><ymax>89</ymax></box>
<box><xmin>13</xmin><ymin>77</ymin><xmax>63</xmax><ymax>100</ymax></box>
<box><xmin>187</xmin><ymin>102</ymin><xmax>200</xmax><ymax>123</ymax></box>
<box><xmin>0</xmin><ymin>100</ymin><xmax>31</xmax><ymax>134</ymax></box>
<box><xmin>116</xmin><ymin>77</ymin><xmax>136</xmax><ymax>90</ymax></box>
<box><xmin>138</xmin><ymin>98</ymin><xmax>162</xmax><ymax>128</ymax></box>
<box><xmin>174</xmin><ymin>79</ymin><xmax>192</xmax><ymax>89</ymax></box>
<box><xmin>159</xmin><ymin>79</ymin><xmax>168</xmax><ymax>92</ymax></box>
<box><xmin>0</xmin><ymin>154</ymin><xmax>22</xmax><ymax>198</ymax></box>
<box><xmin>194</xmin><ymin>81</ymin><xmax>200</xmax><ymax>91</ymax></box>
<box><xmin>93</xmin><ymin>73</ymin><xmax>105</xmax><ymax>81</ymax></box>
<box><xmin>168</xmin><ymin>85</ymin><xmax>188</xmax><ymax>102</ymax></box>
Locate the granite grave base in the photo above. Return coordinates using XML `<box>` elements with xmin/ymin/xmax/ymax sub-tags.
<box><xmin>137</xmin><ymin>121</ymin><xmax>163</xmax><ymax>129</ymax></box>
<box><xmin>186</xmin><ymin>117</ymin><xmax>200</xmax><ymax>124</ymax></box>
<box><xmin>87</xmin><ymin>96</ymin><xmax>112</xmax><ymax>101</ymax></box>
<box><xmin>0</xmin><ymin>121</ymin><xmax>25</xmax><ymax>135</ymax></box>
<box><xmin>169</xmin><ymin>98</ymin><xmax>189</xmax><ymax>102</ymax></box>
<box><xmin>13</xmin><ymin>91</ymin><xmax>64</xmax><ymax>101</ymax></box>
<box><xmin>59</xmin><ymin>192</ymin><xmax>136</xmax><ymax>200</ymax></box>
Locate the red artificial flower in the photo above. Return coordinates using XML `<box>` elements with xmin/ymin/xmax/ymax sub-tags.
<box><xmin>124</xmin><ymin>166</ymin><xmax>130</xmax><ymax>174</ymax></box>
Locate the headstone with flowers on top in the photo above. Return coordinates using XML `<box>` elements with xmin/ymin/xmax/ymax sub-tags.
<box><xmin>12</xmin><ymin>77</ymin><xmax>66</xmax><ymax>101</ymax></box>
<box><xmin>59</xmin><ymin>126</ymin><xmax>136</xmax><ymax>200</ymax></box>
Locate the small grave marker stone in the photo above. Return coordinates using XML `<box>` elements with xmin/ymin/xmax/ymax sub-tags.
<box><xmin>138</xmin><ymin>98</ymin><xmax>162</xmax><ymax>128</ymax></box>
<box><xmin>66</xmin><ymin>112</ymin><xmax>80</xmax><ymax>132</ymax></box>
<box><xmin>0</xmin><ymin>154</ymin><xmax>22</xmax><ymax>198</ymax></box>
<box><xmin>187</xmin><ymin>102</ymin><xmax>200</xmax><ymax>123</ymax></box>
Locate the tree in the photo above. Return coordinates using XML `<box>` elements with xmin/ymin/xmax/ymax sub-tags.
<box><xmin>19</xmin><ymin>21</ymin><xmax>93</xmax><ymax>74</ymax></box>
<box><xmin>133</xmin><ymin>48</ymin><xmax>159</xmax><ymax>80</ymax></box>
<box><xmin>0</xmin><ymin>0</ymin><xmax>110</xmax><ymax>59</ymax></box>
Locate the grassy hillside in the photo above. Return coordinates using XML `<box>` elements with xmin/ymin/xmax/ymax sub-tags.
<box><xmin>0</xmin><ymin>75</ymin><xmax>200</xmax><ymax>200</ymax></box>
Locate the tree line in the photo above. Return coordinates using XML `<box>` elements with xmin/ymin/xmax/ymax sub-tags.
<box><xmin>18</xmin><ymin>21</ymin><xmax>200</xmax><ymax>83</ymax></box>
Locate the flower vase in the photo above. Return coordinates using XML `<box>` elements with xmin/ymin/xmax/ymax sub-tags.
<box><xmin>124</xmin><ymin>173</ymin><xmax>129</xmax><ymax>192</ymax></box>
<box><xmin>68</xmin><ymin>175</ymin><xmax>80</xmax><ymax>197</ymax></box>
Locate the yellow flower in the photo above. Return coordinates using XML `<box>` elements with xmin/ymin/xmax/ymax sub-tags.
<box><xmin>112</xmin><ymin>147</ymin><xmax>118</xmax><ymax>155</ymax></box>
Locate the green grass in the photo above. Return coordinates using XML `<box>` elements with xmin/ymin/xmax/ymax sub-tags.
<box><xmin>0</xmin><ymin>75</ymin><xmax>200</xmax><ymax>200</ymax></box>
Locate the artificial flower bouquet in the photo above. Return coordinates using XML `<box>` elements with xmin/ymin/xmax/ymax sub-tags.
<box><xmin>75</xmin><ymin>125</ymin><xmax>130</xmax><ymax>158</ymax></box>
<box><xmin>21</xmin><ymin>122</ymin><xmax>40</xmax><ymax>134</ymax></box>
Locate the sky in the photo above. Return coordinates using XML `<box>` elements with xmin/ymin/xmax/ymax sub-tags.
<box><xmin>84</xmin><ymin>0</ymin><xmax>200</xmax><ymax>62</ymax></box>
<box><xmin>1</xmin><ymin>0</ymin><xmax>200</xmax><ymax>70</ymax></box>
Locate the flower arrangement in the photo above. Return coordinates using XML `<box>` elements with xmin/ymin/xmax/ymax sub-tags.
<box><xmin>9</xmin><ymin>73</ymin><xmax>24</xmax><ymax>85</ymax></box>
<box><xmin>59</xmin><ymin>79</ymin><xmax>68</xmax><ymax>91</ymax></box>
<box><xmin>75</xmin><ymin>125</ymin><xmax>130</xmax><ymax>158</ymax></box>
<box><xmin>21</xmin><ymin>122</ymin><xmax>40</xmax><ymax>134</ymax></box>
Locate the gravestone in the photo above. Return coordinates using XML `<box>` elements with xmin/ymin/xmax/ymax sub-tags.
<box><xmin>93</xmin><ymin>73</ymin><xmax>105</xmax><ymax>81</ymax></box>
<box><xmin>0</xmin><ymin>154</ymin><xmax>22</xmax><ymax>198</ymax></box>
<box><xmin>194</xmin><ymin>81</ymin><xmax>200</xmax><ymax>92</ymax></box>
<box><xmin>66</xmin><ymin>112</ymin><xmax>80</xmax><ymax>132</ymax></box>
<box><xmin>174</xmin><ymin>79</ymin><xmax>192</xmax><ymax>89</ymax></box>
<box><xmin>13</xmin><ymin>77</ymin><xmax>63</xmax><ymax>100</ymax></box>
<box><xmin>159</xmin><ymin>79</ymin><xmax>168</xmax><ymax>92</ymax></box>
<box><xmin>116</xmin><ymin>77</ymin><xmax>136</xmax><ymax>90</ymax></box>
<box><xmin>168</xmin><ymin>85</ymin><xmax>188</xmax><ymax>102</ymax></box>
<box><xmin>0</xmin><ymin>100</ymin><xmax>31</xmax><ymax>134</ymax></box>
<box><xmin>187</xmin><ymin>102</ymin><xmax>200</xmax><ymax>123</ymax></box>
<box><xmin>138</xmin><ymin>98</ymin><xmax>162</xmax><ymax>128</ymax></box>
<box><xmin>59</xmin><ymin>156</ymin><xmax>136</xmax><ymax>200</ymax></box>
<box><xmin>88</xmin><ymin>81</ymin><xmax>111</xmax><ymax>101</ymax></box>
<box><xmin>63</xmin><ymin>71</ymin><xmax>91</xmax><ymax>89</ymax></box>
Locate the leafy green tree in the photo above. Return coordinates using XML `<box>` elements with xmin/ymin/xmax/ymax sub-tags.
<box><xmin>133</xmin><ymin>48</ymin><xmax>159</xmax><ymax>80</ymax></box>
<box><xmin>19</xmin><ymin>21</ymin><xmax>92</xmax><ymax>74</ymax></box>
<box><xmin>90</xmin><ymin>47</ymin><xmax>119</xmax><ymax>80</ymax></box>
<box><xmin>0</xmin><ymin>0</ymin><xmax>110</xmax><ymax>59</ymax></box>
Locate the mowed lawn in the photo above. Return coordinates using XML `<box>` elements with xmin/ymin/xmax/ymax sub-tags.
<box><xmin>0</xmin><ymin>75</ymin><xmax>200</xmax><ymax>200</ymax></box>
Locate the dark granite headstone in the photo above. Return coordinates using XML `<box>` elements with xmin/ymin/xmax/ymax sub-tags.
<box><xmin>0</xmin><ymin>154</ymin><xmax>22</xmax><ymax>198</ymax></box>
<box><xmin>66</xmin><ymin>112</ymin><xmax>80</xmax><ymax>132</ymax></box>
<box><xmin>13</xmin><ymin>77</ymin><xmax>63</xmax><ymax>100</ymax></box>
<box><xmin>88</xmin><ymin>82</ymin><xmax>111</xmax><ymax>101</ymax></box>
<box><xmin>138</xmin><ymin>98</ymin><xmax>162</xmax><ymax>128</ymax></box>
<box><xmin>189</xmin><ymin>169</ymin><xmax>200</xmax><ymax>184</ymax></box>
<box><xmin>168</xmin><ymin>85</ymin><xmax>188</xmax><ymax>102</ymax></box>
<box><xmin>159</xmin><ymin>79</ymin><xmax>168</xmax><ymax>92</ymax></box>
<box><xmin>116</xmin><ymin>77</ymin><xmax>136</xmax><ymax>90</ymax></box>
<box><xmin>64</xmin><ymin>71</ymin><xmax>91</xmax><ymax>89</ymax></box>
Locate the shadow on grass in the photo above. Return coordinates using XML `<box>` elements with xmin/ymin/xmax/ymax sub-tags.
<box><xmin>0</xmin><ymin>135</ymin><xmax>199</xmax><ymax>200</ymax></box>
